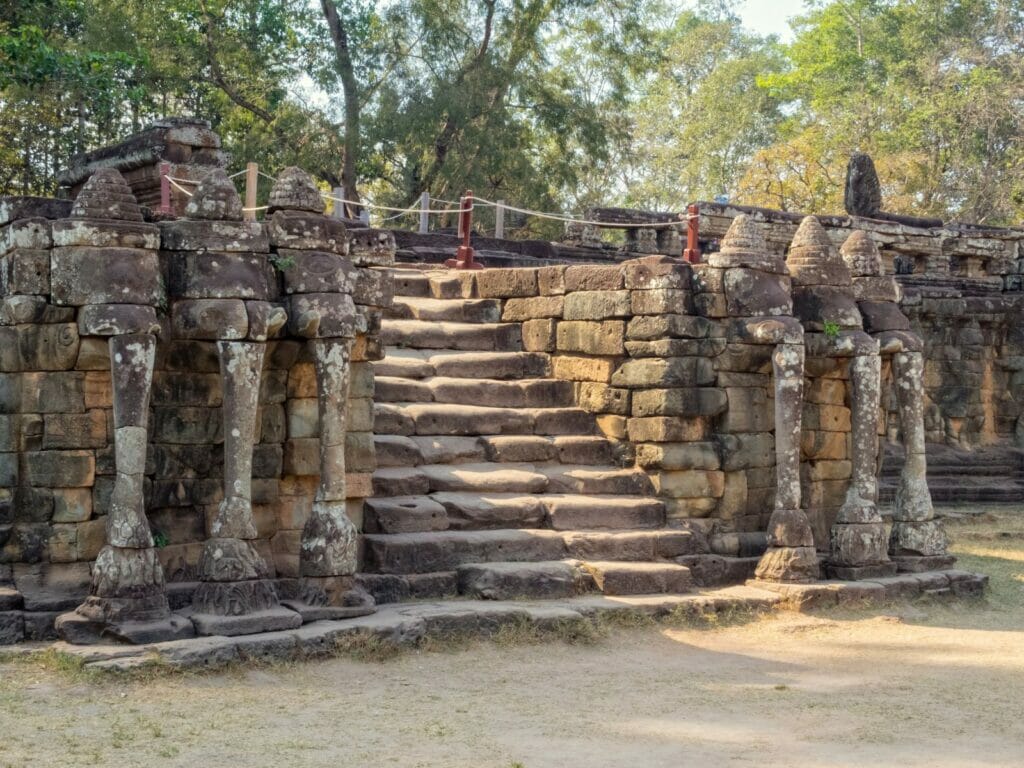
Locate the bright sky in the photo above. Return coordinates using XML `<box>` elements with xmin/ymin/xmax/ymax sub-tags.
<box><xmin>735</xmin><ymin>0</ymin><xmax>808</xmax><ymax>41</ymax></box>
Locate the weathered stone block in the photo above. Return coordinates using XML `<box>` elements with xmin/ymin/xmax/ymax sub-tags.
<box><xmin>353</xmin><ymin>268</ymin><xmax>393</xmax><ymax>308</ymax></box>
<box><xmin>556</xmin><ymin>321</ymin><xmax>625</xmax><ymax>356</ymax></box>
<box><xmin>24</xmin><ymin>450</ymin><xmax>95</xmax><ymax>487</ymax></box>
<box><xmin>17</xmin><ymin>373</ymin><xmax>85</xmax><ymax>414</ymax></box>
<box><xmin>562</xmin><ymin>290</ymin><xmax>630</xmax><ymax>320</ymax></box>
<box><xmin>172</xmin><ymin>299</ymin><xmax>249</xmax><ymax>340</ymax></box>
<box><xmin>51</xmin><ymin>218</ymin><xmax>160</xmax><ymax>249</ymax></box>
<box><xmin>720</xmin><ymin>387</ymin><xmax>774</xmax><ymax>432</ymax></box>
<box><xmin>14</xmin><ymin>323</ymin><xmax>80</xmax><ymax>371</ymax></box>
<box><xmin>551</xmin><ymin>355</ymin><xmax>617</xmax><ymax>383</ymax></box>
<box><xmin>627</xmin><ymin>417</ymin><xmax>709</xmax><ymax>442</ymax></box>
<box><xmin>564</xmin><ymin>265</ymin><xmax>624</xmax><ymax>292</ymax></box>
<box><xmin>43</xmin><ymin>411</ymin><xmax>107</xmax><ymax>449</ymax></box>
<box><xmin>277</xmin><ymin>249</ymin><xmax>358</xmax><ymax>295</ymax></box>
<box><xmin>718</xmin><ymin>433</ymin><xmax>775</xmax><ymax>470</ymax></box>
<box><xmin>623</xmin><ymin>256</ymin><xmax>690</xmax><ymax>290</ymax></box>
<box><xmin>800</xmin><ymin>430</ymin><xmax>849</xmax><ymax>460</ymax></box>
<box><xmin>159</xmin><ymin>219</ymin><xmax>268</xmax><ymax>252</ymax></box>
<box><xmin>651</xmin><ymin>470</ymin><xmax>725</xmax><ymax>499</ymax></box>
<box><xmin>630</xmin><ymin>388</ymin><xmax>727</xmax><ymax>418</ymax></box>
<box><xmin>859</xmin><ymin>300</ymin><xmax>912</xmax><ymax>332</ymax></box>
<box><xmin>576</xmin><ymin>382</ymin><xmax>630</xmax><ymax>415</ymax></box>
<box><xmin>347</xmin><ymin>228</ymin><xmax>396</xmax><ymax>267</ymax></box>
<box><xmin>78</xmin><ymin>304</ymin><xmax>160</xmax><ymax>336</ymax></box>
<box><xmin>636</xmin><ymin>442</ymin><xmax>720</xmax><ymax>471</ymax></box>
<box><xmin>50</xmin><ymin>247</ymin><xmax>162</xmax><ymax>306</ymax></box>
<box><xmin>723</xmin><ymin>268</ymin><xmax>792</xmax><ymax>316</ymax></box>
<box><xmin>1</xmin><ymin>249</ymin><xmax>50</xmax><ymax>294</ymax></box>
<box><xmin>476</xmin><ymin>269</ymin><xmax>538</xmax><ymax>298</ymax></box>
<box><xmin>288</xmin><ymin>293</ymin><xmax>358</xmax><ymax>339</ymax></box>
<box><xmin>611</xmin><ymin>358</ymin><xmax>715</xmax><ymax>388</ymax></box>
<box><xmin>626</xmin><ymin>314</ymin><xmax>713</xmax><ymax>340</ymax></box>
<box><xmin>537</xmin><ymin>266</ymin><xmax>566</xmax><ymax>295</ymax></box>
<box><xmin>522</xmin><ymin>319</ymin><xmax>557</xmax><ymax>352</ymax></box>
<box><xmin>630</xmin><ymin>288</ymin><xmax>693</xmax><ymax>315</ymax></box>
<box><xmin>501</xmin><ymin>296</ymin><xmax>564</xmax><ymax>322</ymax></box>
<box><xmin>167</xmin><ymin>251</ymin><xmax>277</xmax><ymax>300</ymax></box>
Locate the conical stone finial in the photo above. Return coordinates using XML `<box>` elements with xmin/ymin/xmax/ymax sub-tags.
<box><xmin>721</xmin><ymin>214</ymin><xmax>767</xmax><ymax>256</ymax></box>
<box><xmin>70</xmin><ymin>168</ymin><xmax>144</xmax><ymax>222</ymax></box>
<box><xmin>708</xmin><ymin>213</ymin><xmax>787</xmax><ymax>273</ymax></box>
<box><xmin>786</xmin><ymin>215</ymin><xmax>850</xmax><ymax>287</ymax></box>
<box><xmin>840</xmin><ymin>230</ymin><xmax>883</xmax><ymax>277</ymax></box>
<box><xmin>185</xmin><ymin>169</ymin><xmax>243</xmax><ymax>221</ymax></box>
<box><xmin>268</xmin><ymin>167</ymin><xmax>325</xmax><ymax>214</ymax></box>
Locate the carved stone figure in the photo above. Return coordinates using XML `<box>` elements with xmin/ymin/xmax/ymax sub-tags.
<box><xmin>164</xmin><ymin>169</ymin><xmax>299</xmax><ymax>636</ymax></box>
<box><xmin>55</xmin><ymin>170</ymin><xmax>192</xmax><ymax>644</ymax></box>
<box><xmin>841</xmin><ymin>231</ymin><xmax>953</xmax><ymax>571</ymax></box>
<box><xmin>786</xmin><ymin>216</ymin><xmax>894</xmax><ymax>578</ymax></box>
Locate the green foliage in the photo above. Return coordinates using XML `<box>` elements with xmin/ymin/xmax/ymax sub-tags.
<box><xmin>269</xmin><ymin>253</ymin><xmax>296</xmax><ymax>271</ymax></box>
<box><xmin>1</xmin><ymin>0</ymin><xmax>1022</xmax><ymax>225</ymax></box>
<box><xmin>823</xmin><ymin>320</ymin><xmax>841</xmax><ymax>341</ymax></box>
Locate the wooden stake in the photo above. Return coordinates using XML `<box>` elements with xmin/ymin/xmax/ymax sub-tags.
<box><xmin>243</xmin><ymin>162</ymin><xmax>258</xmax><ymax>221</ymax></box>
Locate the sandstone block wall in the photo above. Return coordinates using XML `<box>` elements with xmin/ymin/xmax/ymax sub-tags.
<box><xmin>433</xmin><ymin>259</ymin><xmax>858</xmax><ymax>546</ymax></box>
<box><xmin>698</xmin><ymin>202</ymin><xmax>1023</xmax><ymax>449</ymax></box>
<box><xmin>0</xmin><ymin>196</ymin><xmax>392</xmax><ymax>594</ymax></box>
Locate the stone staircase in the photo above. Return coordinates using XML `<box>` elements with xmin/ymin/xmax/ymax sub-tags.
<box><xmin>359</xmin><ymin>268</ymin><xmax>702</xmax><ymax>603</ymax></box>
<box><xmin>880</xmin><ymin>443</ymin><xmax>1024</xmax><ymax>505</ymax></box>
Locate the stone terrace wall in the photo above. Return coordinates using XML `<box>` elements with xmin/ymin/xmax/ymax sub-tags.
<box><xmin>697</xmin><ymin>202</ymin><xmax>1024</xmax><ymax>449</ymax></box>
<box><xmin>425</xmin><ymin>259</ymin><xmax>857</xmax><ymax>549</ymax></box>
<box><xmin>0</xmin><ymin>188</ymin><xmax>392</xmax><ymax>621</ymax></box>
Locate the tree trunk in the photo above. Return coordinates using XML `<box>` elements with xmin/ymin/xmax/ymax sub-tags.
<box><xmin>320</xmin><ymin>0</ymin><xmax>362</xmax><ymax>211</ymax></box>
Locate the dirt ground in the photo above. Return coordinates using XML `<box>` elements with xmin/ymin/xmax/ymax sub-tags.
<box><xmin>2</xmin><ymin>504</ymin><xmax>1023</xmax><ymax>768</ymax></box>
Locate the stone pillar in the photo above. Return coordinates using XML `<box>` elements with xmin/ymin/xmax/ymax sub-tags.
<box><xmin>840</xmin><ymin>229</ymin><xmax>953</xmax><ymax>572</ymax></box>
<box><xmin>266</xmin><ymin>167</ymin><xmax>375</xmax><ymax>618</ymax></box>
<box><xmin>191</xmin><ymin>339</ymin><xmax>299</xmax><ymax>634</ymax></box>
<box><xmin>827</xmin><ymin>351</ymin><xmax>896</xmax><ymax>578</ymax></box>
<box><xmin>171</xmin><ymin>169</ymin><xmax>300</xmax><ymax>636</ymax></box>
<box><xmin>755</xmin><ymin>342</ymin><xmax>819</xmax><ymax>582</ymax></box>
<box><xmin>890</xmin><ymin>350</ymin><xmax>952</xmax><ymax>569</ymax></box>
<box><xmin>54</xmin><ymin>169</ymin><xmax>190</xmax><ymax>644</ymax></box>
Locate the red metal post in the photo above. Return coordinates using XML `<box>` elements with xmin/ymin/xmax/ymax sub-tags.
<box><xmin>445</xmin><ymin>189</ymin><xmax>483</xmax><ymax>270</ymax></box>
<box><xmin>158</xmin><ymin>162</ymin><xmax>173</xmax><ymax>216</ymax></box>
<box><xmin>683</xmin><ymin>203</ymin><xmax>701</xmax><ymax>263</ymax></box>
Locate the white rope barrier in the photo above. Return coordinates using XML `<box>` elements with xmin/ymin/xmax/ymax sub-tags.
<box><xmin>473</xmin><ymin>195</ymin><xmax>682</xmax><ymax>228</ymax></box>
<box><xmin>167</xmin><ymin>169</ymin><xmax>684</xmax><ymax>229</ymax></box>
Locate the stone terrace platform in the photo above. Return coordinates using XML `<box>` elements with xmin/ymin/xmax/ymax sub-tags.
<box><xmin>3</xmin><ymin>568</ymin><xmax>986</xmax><ymax>672</ymax></box>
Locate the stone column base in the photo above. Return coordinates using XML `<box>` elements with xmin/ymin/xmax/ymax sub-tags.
<box><xmin>191</xmin><ymin>606</ymin><xmax>303</xmax><ymax>637</ymax></box>
<box><xmin>890</xmin><ymin>520</ymin><xmax>950</xmax><ymax>557</ymax></box>
<box><xmin>825</xmin><ymin>562</ymin><xmax>898</xmax><ymax>581</ymax></box>
<box><xmin>55</xmin><ymin>610</ymin><xmax>194</xmax><ymax>645</ymax></box>
<box><xmin>276</xmin><ymin>576</ymin><xmax>377</xmax><ymax>622</ymax></box>
<box><xmin>754</xmin><ymin>546</ymin><xmax>820</xmax><ymax>583</ymax></box>
<box><xmin>892</xmin><ymin>554</ymin><xmax>957</xmax><ymax>573</ymax></box>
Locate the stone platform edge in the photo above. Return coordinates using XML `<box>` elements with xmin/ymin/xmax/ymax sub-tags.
<box><xmin>0</xmin><ymin>569</ymin><xmax>987</xmax><ymax>673</ymax></box>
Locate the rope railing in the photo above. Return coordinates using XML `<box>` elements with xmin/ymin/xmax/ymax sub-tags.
<box><xmin>158</xmin><ymin>164</ymin><xmax>695</xmax><ymax>245</ymax></box>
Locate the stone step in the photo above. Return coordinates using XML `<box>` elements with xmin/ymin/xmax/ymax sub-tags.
<box><xmin>389</xmin><ymin>296</ymin><xmax>501</xmax><ymax>324</ymax></box>
<box><xmin>363</xmin><ymin>529</ymin><xmax>568</xmax><ymax>574</ymax></box>
<box><xmin>373</xmin><ymin>376</ymin><xmax>575</xmax><ymax>408</ymax></box>
<box><xmin>541</xmin><ymin>466</ymin><xmax>655</xmax><ymax>496</ymax></box>
<box><xmin>391</xmin><ymin>270</ymin><xmax>432</xmax><ymax>298</ymax></box>
<box><xmin>456</xmin><ymin>560</ymin><xmax>589</xmax><ymax>600</ymax></box>
<box><xmin>582</xmin><ymin>561</ymin><xmax>694</xmax><ymax>596</ymax></box>
<box><xmin>362</xmin><ymin>527</ymin><xmax>692</xmax><ymax>574</ymax></box>
<box><xmin>374</xmin><ymin>434</ymin><xmax>623</xmax><ymax>468</ymax></box>
<box><xmin>428</xmin><ymin>350</ymin><xmax>549</xmax><ymax>380</ymax></box>
<box><xmin>432</xmin><ymin>492</ymin><xmax>546</xmax><ymax>530</ymax></box>
<box><xmin>544</xmin><ymin>494</ymin><xmax>665</xmax><ymax>530</ymax></box>
<box><xmin>373</xmin><ymin>463</ymin><xmax>548</xmax><ymax>496</ymax></box>
<box><xmin>372</xmin><ymin>402</ymin><xmax>596</xmax><ymax>437</ymax></box>
<box><xmin>372</xmin><ymin>349</ymin><xmax>549</xmax><ymax>381</ymax></box>
<box><xmin>381</xmin><ymin>319</ymin><xmax>522</xmax><ymax>351</ymax></box>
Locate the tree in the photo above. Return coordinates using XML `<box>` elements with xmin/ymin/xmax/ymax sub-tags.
<box><xmin>740</xmin><ymin>0</ymin><xmax>1024</xmax><ymax>223</ymax></box>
